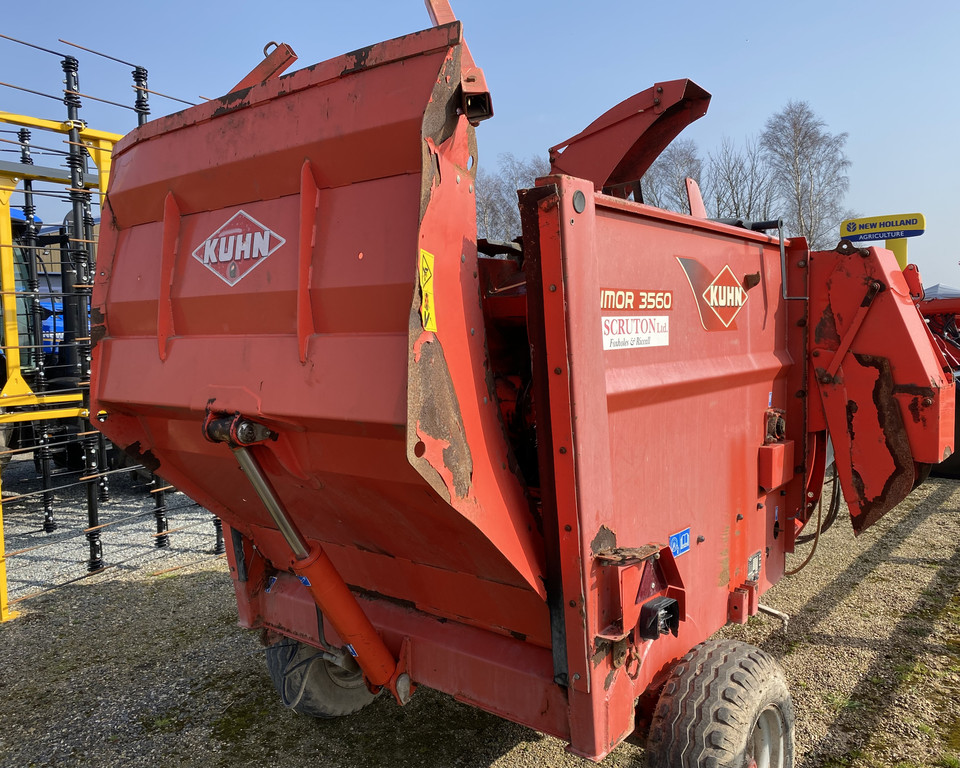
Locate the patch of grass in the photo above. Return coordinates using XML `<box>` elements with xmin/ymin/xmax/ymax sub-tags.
<box><xmin>949</xmin><ymin>716</ymin><xmax>960</xmax><ymax>751</ymax></box>
<box><xmin>211</xmin><ymin>689</ymin><xmax>273</xmax><ymax>744</ymax></box>
<box><xmin>820</xmin><ymin>750</ymin><xmax>867</xmax><ymax>768</ymax></box>
<box><xmin>823</xmin><ymin>691</ymin><xmax>865</xmax><ymax>714</ymax></box>
<box><xmin>142</xmin><ymin>714</ymin><xmax>180</xmax><ymax>733</ymax></box>
<box><xmin>894</xmin><ymin>661</ymin><xmax>935</xmax><ymax>684</ymax></box>
<box><xmin>935</xmin><ymin>754</ymin><xmax>960</xmax><ymax>768</ymax></box>
<box><xmin>783</xmin><ymin>637</ymin><xmax>804</xmax><ymax>655</ymax></box>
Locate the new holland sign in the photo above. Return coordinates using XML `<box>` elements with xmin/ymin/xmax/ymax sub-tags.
<box><xmin>840</xmin><ymin>213</ymin><xmax>925</xmax><ymax>242</ymax></box>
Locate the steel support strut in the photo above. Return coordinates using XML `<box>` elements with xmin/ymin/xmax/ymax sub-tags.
<box><xmin>203</xmin><ymin>412</ymin><xmax>412</xmax><ymax>704</ymax></box>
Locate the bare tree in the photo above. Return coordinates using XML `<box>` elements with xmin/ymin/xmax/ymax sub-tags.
<box><xmin>479</xmin><ymin>102</ymin><xmax>851</xmax><ymax>249</ymax></box>
<box><xmin>475</xmin><ymin>166</ymin><xmax>511</xmax><ymax>241</ymax></box>
<box><xmin>641</xmin><ymin>138</ymin><xmax>702</xmax><ymax>213</ymax></box>
<box><xmin>760</xmin><ymin>101</ymin><xmax>850</xmax><ymax>249</ymax></box>
<box><xmin>706</xmin><ymin>136</ymin><xmax>777</xmax><ymax>221</ymax></box>
<box><xmin>476</xmin><ymin>152</ymin><xmax>550</xmax><ymax>241</ymax></box>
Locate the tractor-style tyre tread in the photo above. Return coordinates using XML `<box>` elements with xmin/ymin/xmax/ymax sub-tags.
<box><xmin>645</xmin><ymin>638</ymin><xmax>795</xmax><ymax>768</ymax></box>
<box><xmin>265</xmin><ymin>638</ymin><xmax>376</xmax><ymax>718</ymax></box>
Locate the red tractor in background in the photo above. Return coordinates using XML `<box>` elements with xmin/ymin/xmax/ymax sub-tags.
<box><xmin>89</xmin><ymin>3</ymin><xmax>955</xmax><ymax>766</ymax></box>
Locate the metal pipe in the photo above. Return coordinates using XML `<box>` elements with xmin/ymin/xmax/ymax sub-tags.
<box><xmin>212</xmin><ymin>516</ymin><xmax>226</xmax><ymax>555</ymax></box>
<box><xmin>229</xmin><ymin>438</ymin><xmax>408</xmax><ymax>700</ymax></box>
<box><xmin>63</xmin><ymin>89</ymin><xmax>137</xmax><ymax>112</ymax></box>
<box><xmin>132</xmin><ymin>67</ymin><xmax>149</xmax><ymax>126</ymax></box>
<box><xmin>97</xmin><ymin>433</ymin><xmax>109</xmax><ymax>502</ymax></box>
<box><xmin>0</xmin><ymin>136</ymin><xmax>72</xmax><ymax>154</ymax></box>
<box><xmin>153</xmin><ymin>473</ymin><xmax>169</xmax><ymax>548</ymax></box>
<box><xmin>62</xmin><ymin>54</ymin><xmax>103</xmax><ymax>570</ymax></box>
<box><xmin>132</xmin><ymin>83</ymin><xmax>193</xmax><ymax>107</ymax></box>
<box><xmin>57</xmin><ymin>38</ymin><xmax>137</xmax><ymax>67</ymax></box>
<box><xmin>0</xmin><ymin>33</ymin><xmax>67</xmax><ymax>57</ymax></box>
<box><xmin>9</xmin><ymin>136</ymin><xmax>54</xmax><ymax>537</ymax></box>
<box><xmin>14</xmin><ymin>129</ymin><xmax>58</xmax><ymax>532</ymax></box>
<box><xmin>0</xmin><ymin>81</ymin><xmax>63</xmax><ymax>101</ymax></box>
<box><xmin>757</xmin><ymin>604</ymin><xmax>790</xmax><ymax>630</ymax></box>
<box><xmin>776</xmin><ymin>219</ymin><xmax>807</xmax><ymax>301</ymax></box>
<box><xmin>233</xmin><ymin>446</ymin><xmax>310</xmax><ymax>559</ymax></box>
<box><xmin>17</xmin><ymin>129</ymin><xmax>46</xmax><ymax>387</ymax></box>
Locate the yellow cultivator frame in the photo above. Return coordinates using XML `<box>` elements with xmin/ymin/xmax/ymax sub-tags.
<box><xmin>0</xmin><ymin>112</ymin><xmax>120</xmax><ymax>621</ymax></box>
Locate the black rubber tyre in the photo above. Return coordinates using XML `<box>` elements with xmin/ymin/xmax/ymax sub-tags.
<box><xmin>265</xmin><ymin>638</ymin><xmax>376</xmax><ymax>718</ymax></box>
<box><xmin>646</xmin><ymin>638</ymin><xmax>795</xmax><ymax>768</ymax></box>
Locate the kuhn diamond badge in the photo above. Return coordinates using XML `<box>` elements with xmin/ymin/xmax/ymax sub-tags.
<box><xmin>192</xmin><ymin>210</ymin><xmax>286</xmax><ymax>286</ymax></box>
<box><xmin>701</xmin><ymin>264</ymin><xmax>747</xmax><ymax>327</ymax></box>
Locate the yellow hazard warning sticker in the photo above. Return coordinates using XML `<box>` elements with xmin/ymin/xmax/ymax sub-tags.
<box><xmin>419</xmin><ymin>249</ymin><xmax>438</xmax><ymax>332</ymax></box>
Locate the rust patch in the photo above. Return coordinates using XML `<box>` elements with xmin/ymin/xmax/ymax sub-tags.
<box><xmin>90</xmin><ymin>306</ymin><xmax>106</xmax><ymax>347</ymax></box>
<box><xmin>212</xmin><ymin>87</ymin><xmax>253</xmax><ymax>117</ymax></box>
<box><xmin>893</xmin><ymin>383</ymin><xmax>936</xmax><ymax>398</ymax></box>
<box><xmin>419</xmin><ymin>45</ymin><xmax>464</xmax><ymax>225</ymax></box>
<box><xmin>219</xmin><ymin>87</ymin><xmax>252</xmax><ymax>105</ymax></box>
<box><xmin>604</xmin><ymin>667</ymin><xmax>619</xmax><ymax>691</ymax></box>
<box><xmin>815</xmin><ymin>304</ymin><xmax>841</xmax><ymax>346</ymax></box>
<box><xmin>339</xmin><ymin>44</ymin><xmax>374</xmax><ymax>76</ymax></box>
<box><xmin>908</xmin><ymin>397</ymin><xmax>922</xmax><ymax>424</ymax></box>
<box><xmin>591</xmin><ymin>638</ymin><xmax>612</xmax><ymax>668</ymax></box>
<box><xmin>407</xmin><ymin>312</ymin><xmax>473</xmax><ymax>501</ymax></box>
<box><xmin>590</xmin><ymin>525</ymin><xmax>617</xmax><ymax>556</ymax></box>
<box><xmin>848</xmin><ymin>354</ymin><xmax>916</xmax><ymax>533</ymax></box>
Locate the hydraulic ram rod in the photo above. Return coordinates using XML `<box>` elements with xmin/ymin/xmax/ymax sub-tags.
<box><xmin>204</xmin><ymin>414</ymin><xmax>412</xmax><ymax>703</ymax></box>
<box><xmin>233</xmin><ymin>447</ymin><xmax>310</xmax><ymax>559</ymax></box>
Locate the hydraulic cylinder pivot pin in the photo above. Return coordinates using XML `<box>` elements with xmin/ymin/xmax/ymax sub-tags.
<box><xmin>202</xmin><ymin>413</ymin><xmax>413</xmax><ymax>704</ymax></box>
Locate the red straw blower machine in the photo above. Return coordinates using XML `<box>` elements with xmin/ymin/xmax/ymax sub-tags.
<box><xmin>91</xmin><ymin>4</ymin><xmax>954</xmax><ymax>766</ymax></box>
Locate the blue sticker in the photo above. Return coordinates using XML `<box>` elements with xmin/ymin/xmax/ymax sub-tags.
<box><xmin>297</xmin><ymin>575</ymin><xmax>312</xmax><ymax>587</ymax></box>
<box><xmin>346</xmin><ymin>644</ymin><xmax>358</xmax><ymax>657</ymax></box>
<box><xmin>669</xmin><ymin>528</ymin><xmax>691</xmax><ymax>557</ymax></box>
<box><xmin>265</xmin><ymin>576</ymin><xmax>277</xmax><ymax>593</ymax></box>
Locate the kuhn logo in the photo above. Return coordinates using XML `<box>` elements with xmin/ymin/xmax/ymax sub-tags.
<box><xmin>192</xmin><ymin>211</ymin><xmax>286</xmax><ymax>286</ymax></box>
<box><xmin>676</xmin><ymin>258</ymin><xmax>748</xmax><ymax>331</ymax></box>
<box><xmin>702</xmin><ymin>265</ymin><xmax>747</xmax><ymax>327</ymax></box>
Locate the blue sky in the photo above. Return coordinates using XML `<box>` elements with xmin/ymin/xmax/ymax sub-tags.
<box><xmin>3</xmin><ymin>1</ymin><xmax>957</xmax><ymax>285</ymax></box>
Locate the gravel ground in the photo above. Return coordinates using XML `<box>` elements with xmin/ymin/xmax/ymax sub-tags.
<box><xmin>0</xmin><ymin>462</ymin><xmax>957</xmax><ymax>768</ymax></box>
<box><xmin>1</xmin><ymin>454</ymin><xmax>221</xmax><ymax>603</ymax></box>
